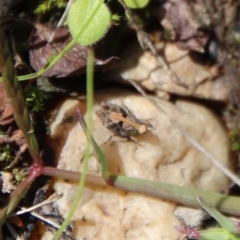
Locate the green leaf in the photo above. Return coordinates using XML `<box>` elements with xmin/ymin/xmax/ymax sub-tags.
<box><xmin>111</xmin><ymin>14</ymin><xmax>121</xmax><ymax>25</ymax></box>
<box><xmin>197</xmin><ymin>196</ymin><xmax>240</xmax><ymax>234</ymax></box>
<box><xmin>34</xmin><ymin>0</ymin><xmax>66</xmax><ymax>14</ymax></box>
<box><xmin>77</xmin><ymin>109</ymin><xmax>109</xmax><ymax>180</ymax></box>
<box><xmin>124</xmin><ymin>0</ymin><xmax>149</xmax><ymax>9</ymax></box>
<box><xmin>200</xmin><ymin>228</ymin><xmax>240</xmax><ymax>240</ymax></box>
<box><xmin>68</xmin><ymin>0</ymin><xmax>111</xmax><ymax>46</ymax></box>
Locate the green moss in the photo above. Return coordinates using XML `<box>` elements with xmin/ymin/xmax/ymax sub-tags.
<box><xmin>0</xmin><ymin>144</ymin><xmax>13</xmax><ymax>164</ymax></box>
<box><xmin>35</xmin><ymin>0</ymin><xmax>66</xmax><ymax>14</ymax></box>
<box><xmin>229</xmin><ymin>128</ymin><xmax>240</xmax><ymax>151</ymax></box>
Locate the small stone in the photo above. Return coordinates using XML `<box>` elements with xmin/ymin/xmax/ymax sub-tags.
<box><xmin>173</xmin><ymin>206</ymin><xmax>210</xmax><ymax>228</ymax></box>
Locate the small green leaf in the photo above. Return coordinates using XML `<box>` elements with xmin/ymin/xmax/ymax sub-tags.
<box><xmin>197</xmin><ymin>196</ymin><xmax>239</xmax><ymax>234</ymax></box>
<box><xmin>68</xmin><ymin>0</ymin><xmax>111</xmax><ymax>46</ymax></box>
<box><xmin>200</xmin><ymin>228</ymin><xmax>240</xmax><ymax>240</ymax></box>
<box><xmin>77</xmin><ymin>109</ymin><xmax>109</xmax><ymax>180</ymax></box>
<box><xmin>34</xmin><ymin>0</ymin><xmax>66</xmax><ymax>14</ymax></box>
<box><xmin>112</xmin><ymin>14</ymin><xmax>121</xmax><ymax>25</ymax></box>
<box><xmin>124</xmin><ymin>0</ymin><xmax>149</xmax><ymax>9</ymax></box>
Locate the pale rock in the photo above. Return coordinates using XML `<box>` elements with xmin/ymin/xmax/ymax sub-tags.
<box><xmin>173</xmin><ymin>206</ymin><xmax>209</xmax><ymax>228</ymax></box>
<box><xmin>1</xmin><ymin>172</ymin><xmax>16</xmax><ymax>193</ymax></box>
<box><xmin>119</xmin><ymin>43</ymin><xmax>230</xmax><ymax>101</ymax></box>
<box><xmin>43</xmin><ymin>91</ymin><xmax>234</xmax><ymax>240</ymax></box>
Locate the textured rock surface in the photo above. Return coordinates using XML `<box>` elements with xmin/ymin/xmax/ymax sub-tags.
<box><xmin>43</xmin><ymin>91</ymin><xmax>234</xmax><ymax>239</ymax></box>
<box><xmin>119</xmin><ymin>43</ymin><xmax>229</xmax><ymax>101</ymax></box>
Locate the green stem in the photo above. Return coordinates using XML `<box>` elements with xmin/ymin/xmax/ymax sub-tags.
<box><xmin>52</xmin><ymin>48</ymin><xmax>95</xmax><ymax>240</ymax></box>
<box><xmin>110</xmin><ymin>175</ymin><xmax>240</xmax><ymax>216</ymax></box>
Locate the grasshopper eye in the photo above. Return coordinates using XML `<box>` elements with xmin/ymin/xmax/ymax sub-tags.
<box><xmin>138</xmin><ymin>125</ymin><xmax>147</xmax><ymax>134</ymax></box>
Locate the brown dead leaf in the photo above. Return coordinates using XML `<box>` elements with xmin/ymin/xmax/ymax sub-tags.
<box><xmin>0</xmin><ymin>82</ymin><xmax>14</xmax><ymax>125</ymax></box>
<box><xmin>29</xmin><ymin>24</ymin><xmax>120</xmax><ymax>78</ymax></box>
<box><xmin>161</xmin><ymin>0</ymin><xmax>210</xmax><ymax>51</ymax></box>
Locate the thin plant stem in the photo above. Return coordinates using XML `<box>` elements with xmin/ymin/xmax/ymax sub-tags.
<box><xmin>111</xmin><ymin>175</ymin><xmax>240</xmax><ymax>216</ymax></box>
<box><xmin>42</xmin><ymin>167</ymin><xmax>106</xmax><ymax>185</ymax></box>
<box><xmin>52</xmin><ymin>47</ymin><xmax>95</xmax><ymax>240</ymax></box>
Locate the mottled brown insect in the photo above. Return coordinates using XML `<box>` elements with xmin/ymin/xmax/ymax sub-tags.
<box><xmin>96</xmin><ymin>102</ymin><xmax>152</xmax><ymax>140</ymax></box>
